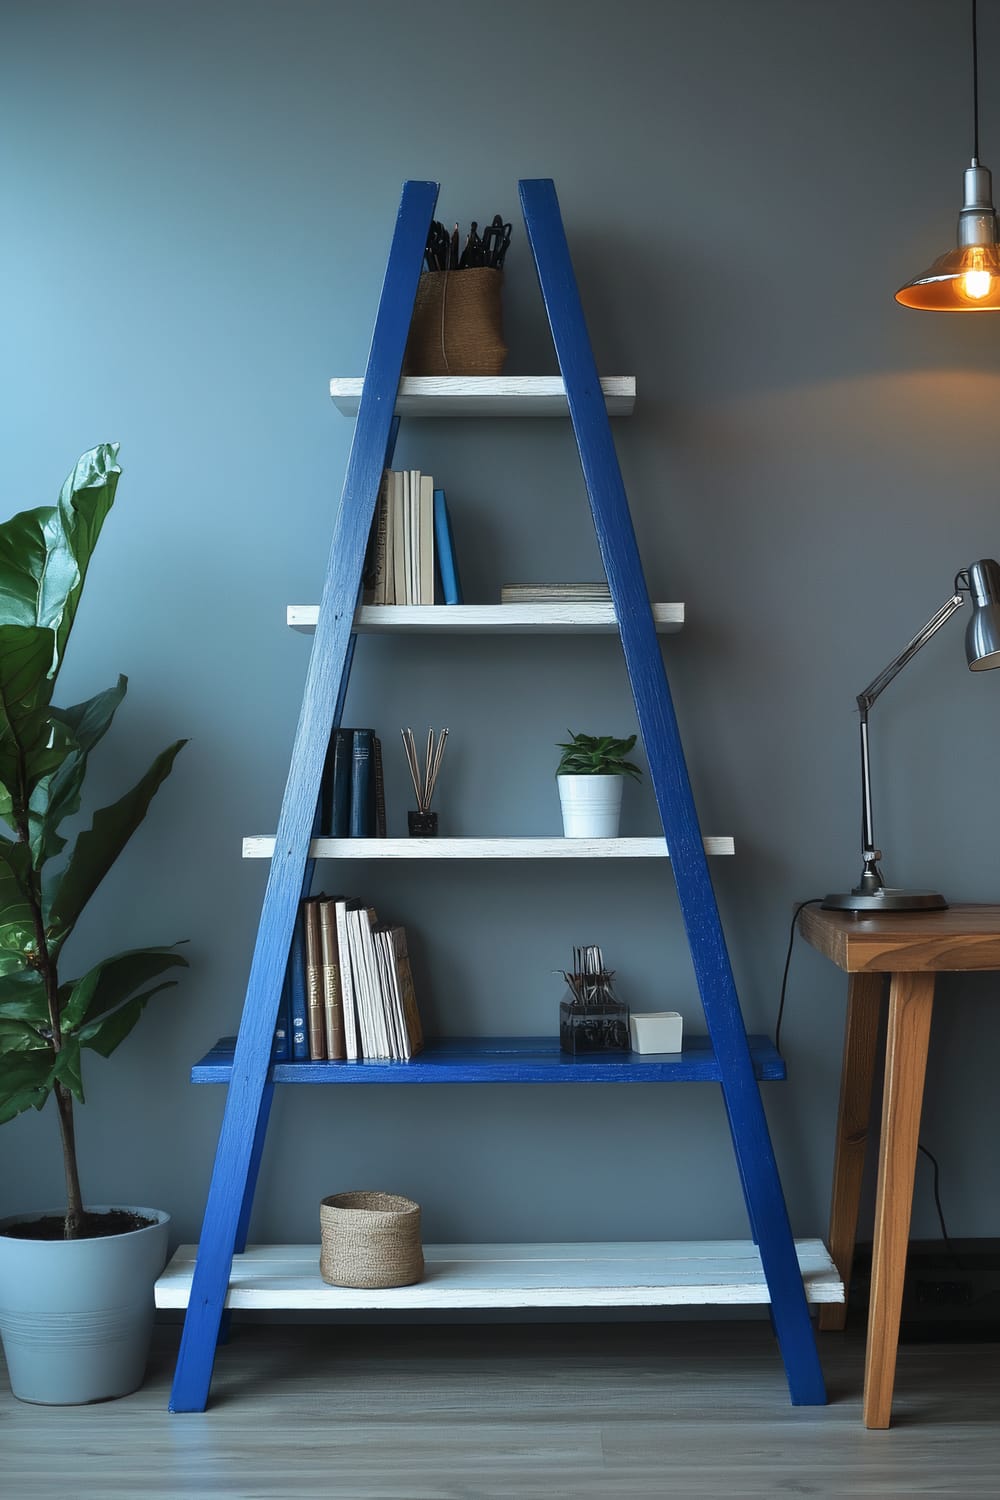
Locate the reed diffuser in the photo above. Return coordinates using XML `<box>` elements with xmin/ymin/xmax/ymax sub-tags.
<box><xmin>402</xmin><ymin>727</ymin><xmax>449</xmax><ymax>836</ymax></box>
<box><xmin>559</xmin><ymin>944</ymin><xmax>630</xmax><ymax>1055</ymax></box>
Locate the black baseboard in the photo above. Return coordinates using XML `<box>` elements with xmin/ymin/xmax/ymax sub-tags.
<box><xmin>848</xmin><ymin>1239</ymin><xmax>1000</xmax><ymax>1342</ymax></box>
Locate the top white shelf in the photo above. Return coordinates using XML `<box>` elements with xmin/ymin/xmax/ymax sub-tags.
<box><xmin>329</xmin><ymin>376</ymin><xmax>636</xmax><ymax>418</ymax></box>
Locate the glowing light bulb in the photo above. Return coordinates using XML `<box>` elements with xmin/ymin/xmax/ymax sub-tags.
<box><xmin>963</xmin><ymin>269</ymin><xmax>993</xmax><ymax>298</ymax></box>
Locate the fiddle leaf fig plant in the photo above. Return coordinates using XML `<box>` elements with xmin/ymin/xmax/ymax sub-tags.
<box><xmin>556</xmin><ymin>732</ymin><xmax>643</xmax><ymax>780</ymax></box>
<box><xmin>0</xmin><ymin>445</ymin><xmax>187</xmax><ymax>1238</ymax></box>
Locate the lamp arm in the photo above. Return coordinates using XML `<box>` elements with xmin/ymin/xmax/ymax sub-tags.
<box><xmin>854</xmin><ymin>591</ymin><xmax>964</xmax><ymax>894</ymax></box>
<box><xmin>856</xmin><ymin>593</ymin><xmax>965</xmax><ymax>713</ymax></box>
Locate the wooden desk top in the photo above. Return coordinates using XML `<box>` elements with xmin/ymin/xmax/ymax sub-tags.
<box><xmin>798</xmin><ymin>903</ymin><xmax>1000</xmax><ymax>973</ymax></box>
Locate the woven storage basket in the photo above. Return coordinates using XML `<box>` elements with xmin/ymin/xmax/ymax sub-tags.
<box><xmin>402</xmin><ymin>268</ymin><xmax>507</xmax><ymax>376</ymax></box>
<box><xmin>319</xmin><ymin>1191</ymin><xmax>424</xmax><ymax>1289</ymax></box>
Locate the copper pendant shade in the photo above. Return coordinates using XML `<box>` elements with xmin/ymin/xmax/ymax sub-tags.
<box><xmin>896</xmin><ymin>2</ymin><xmax>1000</xmax><ymax>310</ymax></box>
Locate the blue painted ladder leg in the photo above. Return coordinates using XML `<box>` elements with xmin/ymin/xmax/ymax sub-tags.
<box><xmin>518</xmin><ymin>177</ymin><xmax>825</xmax><ymax>1406</ymax></box>
<box><xmin>168</xmin><ymin>180</ymin><xmax>439</xmax><ymax>1413</ymax></box>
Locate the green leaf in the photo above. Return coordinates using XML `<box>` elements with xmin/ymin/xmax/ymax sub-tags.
<box><xmin>0</xmin><ymin>444</ymin><xmax>120</xmax><ymax>681</ymax></box>
<box><xmin>61</xmin><ymin>945</ymin><xmax>187</xmax><ymax>1032</ymax></box>
<box><xmin>78</xmin><ymin>980</ymin><xmax>178</xmax><ymax>1058</ymax></box>
<box><xmin>0</xmin><ymin>969</ymin><xmax>49</xmax><ymax>1025</ymax></box>
<box><xmin>0</xmin><ymin>841</ymin><xmax>38</xmax><ymax>976</ymax></box>
<box><xmin>0</xmin><ymin>1050</ymin><xmax>54</xmax><ymax>1123</ymax></box>
<box><xmin>46</xmin><ymin>739</ymin><xmax>187</xmax><ymax>951</ymax></box>
<box><xmin>29</xmin><ymin>678</ymin><xmax>127</xmax><ymax>865</ymax></box>
<box><xmin>0</xmin><ymin>1017</ymin><xmax>50</xmax><ymax>1055</ymax></box>
<box><xmin>0</xmin><ymin>625</ymin><xmax>71</xmax><ymax>823</ymax></box>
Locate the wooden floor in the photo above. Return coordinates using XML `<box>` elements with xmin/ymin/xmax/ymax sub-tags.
<box><xmin>2</xmin><ymin>1320</ymin><xmax>998</xmax><ymax>1497</ymax></box>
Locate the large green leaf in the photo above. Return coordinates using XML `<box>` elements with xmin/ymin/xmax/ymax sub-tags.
<box><xmin>60</xmin><ymin>945</ymin><xmax>187</xmax><ymax>1032</ymax></box>
<box><xmin>0</xmin><ymin>625</ymin><xmax>72</xmax><ymax>825</ymax></box>
<box><xmin>0</xmin><ymin>444</ymin><xmax>120</xmax><ymax>683</ymax></box>
<box><xmin>29</xmin><ymin>678</ymin><xmax>127</xmax><ymax>865</ymax></box>
<box><xmin>0</xmin><ymin>1017</ymin><xmax>49</xmax><ymax>1055</ymax></box>
<box><xmin>0</xmin><ymin>969</ymin><xmax>49</xmax><ymax>1025</ymax></box>
<box><xmin>0</xmin><ymin>841</ymin><xmax>38</xmax><ymax>977</ymax></box>
<box><xmin>45</xmin><ymin>739</ymin><xmax>186</xmax><ymax>952</ymax></box>
<box><xmin>78</xmin><ymin>980</ymin><xmax>178</xmax><ymax>1058</ymax></box>
<box><xmin>0</xmin><ymin>1050</ymin><xmax>53</xmax><ymax>1123</ymax></box>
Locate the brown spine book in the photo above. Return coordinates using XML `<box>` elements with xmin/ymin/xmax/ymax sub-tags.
<box><xmin>391</xmin><ymin>925</ymin><xmax>424</xmax><ymax>1056</ymax></box>
<box><xmin>303</xmin><ymin>897</ymin><xmax>326</xmax><ymax>1061</ymax></box>
<box><xmin>319</xmin><ymin>898</ymin><xmax>346</xmax><ymax>1060</ymax></box>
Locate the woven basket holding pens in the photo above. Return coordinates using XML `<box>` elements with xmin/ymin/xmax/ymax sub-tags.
<box><xmin>403</xmin><ymin>268</ymin><xmax>507</xmax><ymax>376</ymax></box>
<box><xmin>319</xmin><ymin>1191</ymin><xmax>424</xmax><ymax>1289</ymax></box>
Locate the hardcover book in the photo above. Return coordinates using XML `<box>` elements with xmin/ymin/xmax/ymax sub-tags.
<box><xmin>334</xmin><ymin>897</ymin><xmax>359</xmax><ymax>1060</ymax></box>
<box><xmin>289</xmin><ymin>906</ymin><xmax>309</xmax><ymax>1061</ymax></box>
<box><xmin>350</xmin><ymin>728</ymin><xmax>375</xmax><ymax>837</ymax></box>
<box><xmin>271</xmin><ymin>968</ymin><xmax>291</xmax><ymax>1061</ymax></box>
<box><xmin>419</xmin><ymin>473</ymin><xmax>435</xmax><ymax>605</ymax></box>
<box><xmin>433</xmin><ymin>488</ymin><xmax>463</xmax><ymax>605</ymax></box>
<box><xmin>321</xmin><ymin>727</ymin><xmax>354</xmax><ymax>837</ymax></box>
<box><xmin>303</xmin><ymin>896</ymin><xmax>326</xmax><ymax>1061</ymax></box>
<box><xmin>319</xmin><ymin>897</ymin><xmax>346</xmax><ymax>1061</ymax></box>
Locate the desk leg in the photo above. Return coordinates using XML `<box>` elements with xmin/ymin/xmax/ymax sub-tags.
<box><xmin>863</xmin><ymin>970</ymin><xmax>935</xmax><ymax>1430</ymax></box>
<box><xmin>818</xmin><ymin>971</ymin><xmax>884</xmax><ymax>1332</ymax></box>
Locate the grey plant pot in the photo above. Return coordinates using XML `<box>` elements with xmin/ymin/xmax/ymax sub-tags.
<box><xmin>0</xmin><ymin>1206</ymin><xmax>169</xmax><ymax>1405</ymax></box>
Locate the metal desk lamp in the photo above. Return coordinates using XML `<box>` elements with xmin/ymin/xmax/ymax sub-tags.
<box><xmin>824</xmin><ymin>559</ymin><xmax>1000</xmax><ymax>911</ymax></box>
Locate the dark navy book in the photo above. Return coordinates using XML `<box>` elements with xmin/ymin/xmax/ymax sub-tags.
<box><xmin>289</xmin><ymin>906</ymin><xmax>310</xmax><ymax>1061</ymax></box>
<box><xmin>272</xmin><ymin>967</ymin><xmax>291</xmax><ymax>1062</ymax></box>
<box><xmin>350</xmin><ymin>728</ymin><xmax>375</xmax><ymax>836</ymax></box>
<box><xmin>320</xmin><ymin>727</ymin><xmax>354</xmax><ymax>836</ymax></box>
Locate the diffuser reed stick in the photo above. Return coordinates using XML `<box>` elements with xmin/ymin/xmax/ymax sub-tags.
<box><xmin>401</xmin><ymin>727</ymin><xmax>449</xmax><ymax>812</ymax></box>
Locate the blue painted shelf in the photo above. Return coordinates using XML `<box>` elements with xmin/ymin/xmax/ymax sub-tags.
<box><xmin>192</xmin><ymin>1034</ymin><xmax>786</xmax><ymax>1085</ymax></box>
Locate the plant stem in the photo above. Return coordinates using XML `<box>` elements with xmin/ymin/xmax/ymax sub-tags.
<box><xmin>16</xmin><ymin>814</ymin><xmax>85</xmax><ymax>1239</ymax></box>
<box><xmin>53</xmin><ymin>1083</ymin><xmax>85</xmax><ymax>1238</ymax></box>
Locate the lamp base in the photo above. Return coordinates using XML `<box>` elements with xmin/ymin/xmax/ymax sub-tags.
<box><xmin>822</xmin><ymin>887</ymin><xmax>948</xmax><ymax>912</ymax></box>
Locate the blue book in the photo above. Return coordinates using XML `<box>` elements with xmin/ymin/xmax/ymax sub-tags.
<box><xmin>320</xmin><ymin>727</ymin><xmax>353</xmax><ymax>836</ymax></box>
<box><xmin>289</xmin><ymin>908</ymin><xmax>309</xmax><ymax>1061</ymax></box>
<box><xmin>350</xmin><ymin>728</ymin><xmax>375</xmax><ymax>836</ymax></box>
<box><xmin>272</xmin><ymin>967</ymin><xmax>291</xmax><ymax>1062</ymax></box>
<box><xmin>433</xmin><ymin>489</ymin><xmax>463</xmax><ymax>605</ymax></box>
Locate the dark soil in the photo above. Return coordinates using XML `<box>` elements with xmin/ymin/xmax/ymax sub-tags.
<box><xmin>1</xmin><ymin>1209</ymin><xmax>157</xmax><ymax>1241</ymax></box>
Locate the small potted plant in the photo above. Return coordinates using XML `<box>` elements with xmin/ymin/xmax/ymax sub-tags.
<box><xmin>555</xmin><ymin>731</ymin><xmax>643</xmax><ymax>837</ymax></box>
<box><xmin>0</xmin><ymin>445</ymin><xmax>187</xmax><ymax>1404</ymax></box>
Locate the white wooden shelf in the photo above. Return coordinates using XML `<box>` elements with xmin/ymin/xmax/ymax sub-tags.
<box><xmin>156</xmin><ymin>1240</ymin><xmax>843</xmax><ymax>1311</ymax></box>
<box><xmin>288</xmin><ymin>602</ymin><xmax>684</xmax><ymax>635</ymax></box>
<box><xmin>243</xmin><ymin>835</ymin><xmax>736</xmax><ymax>861</ymax></box>
<box><xmin>329</xmin><ymin>376</ymin><xmax>636</xmax><ymax>418</ymax></box>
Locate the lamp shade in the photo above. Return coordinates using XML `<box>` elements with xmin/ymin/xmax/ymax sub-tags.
<box><xmin>895</xmin><ymin>242</ymin><xmax>1000</xmax><ymax>309</ymax></box>
<box><xmin>965</xmin><ymin>559</ymin><xmax>1000</xmax><ymax>668</ymax></box>
<box><xmin>896</xmin><ymin>162</ymin><xmax>1000</xmax><ymax>310</ymax></box>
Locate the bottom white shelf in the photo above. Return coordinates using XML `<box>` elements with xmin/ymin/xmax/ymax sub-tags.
<box><xmin>156</xmin><ymin>1239</ymin><xmax>843</xmax><ymax>1311</ymax></box>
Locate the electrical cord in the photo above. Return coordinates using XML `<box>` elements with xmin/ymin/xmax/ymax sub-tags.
<box><xmin>773</xmin><ymin>899</ymin><xmax>957</xmax><ymax>1254</ymax></box>
<box><xmin>917</xmin><ymin>1144</ymin><xmax>959</xmax><ymax>1266</ymax></box>
<box><xmin>774</xmin><ymin>898</ymin><xmax>821</xmax><ymax>1055</ymax></box>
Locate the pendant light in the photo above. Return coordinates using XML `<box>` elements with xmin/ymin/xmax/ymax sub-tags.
<box><xmin>896</xmin><ymin>0</ymin><xmax>1000</xmax><ymax>310</ymax></box>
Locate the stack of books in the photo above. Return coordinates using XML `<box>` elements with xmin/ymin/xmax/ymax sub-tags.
<box><xmin>272</xmin><ymin>895</ymin><xmax>424</xmax><ymax>1063</ymax></box>
<box><xmin>500</xmin><ymin>582</ymin><xmax>611</xmax><ymax>603</ymax></box>
<box><xmin>364</xmin><ymin>471</ymin><xmax>462</xmax><ymax>605</ymax></box>
<box><xmin>320</xmin><ymin>727</ymin><xmax>386</xmax><ymax>837</ymax></box>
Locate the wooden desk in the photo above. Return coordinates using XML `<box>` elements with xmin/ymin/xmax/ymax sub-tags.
<box><xmin>799</xmin><ymin>903</ymin><xmax>1000</xmax><ymax>1429</ymax></box>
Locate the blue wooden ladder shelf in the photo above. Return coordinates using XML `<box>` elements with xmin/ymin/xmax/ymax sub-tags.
<box><xmin>168</xmin><ymin>179</ymin><xmax>828</xmax><ymax>1412</ymax></box>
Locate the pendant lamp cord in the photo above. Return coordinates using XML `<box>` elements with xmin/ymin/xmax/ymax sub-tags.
<box><xmin>973</xmin><ymin>0</ymin><xmax>981</xmax><ymax>160</ymax></box>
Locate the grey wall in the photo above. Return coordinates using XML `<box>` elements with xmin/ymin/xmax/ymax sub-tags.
<box><xmin>3</xmin><ymin>0</ymin><xmax>999</xmax><ymax>1251</ymax></box>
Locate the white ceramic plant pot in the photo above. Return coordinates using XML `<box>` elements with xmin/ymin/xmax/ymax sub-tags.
<box><xmin>557</xmin><ymin>774</ymin><xmax>624</xmax><ymax>837</ymax></box>
<box><xmin>0</xmin><ymin>1206</ymin><xmax>169</xmax><ymax>1405</ymax></box>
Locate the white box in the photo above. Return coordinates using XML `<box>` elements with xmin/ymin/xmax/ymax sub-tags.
<box><xmin>629</xmin><ymin>1011</ymin><xmax>683</xmax><ymax>1054</ymax></box>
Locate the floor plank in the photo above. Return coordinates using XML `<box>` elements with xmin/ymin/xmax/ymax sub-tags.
<box><xmin>2</xmin><ymin>1320</ymin><xmax>998</xmax><ymax>1497</ymax></box>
